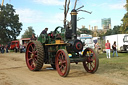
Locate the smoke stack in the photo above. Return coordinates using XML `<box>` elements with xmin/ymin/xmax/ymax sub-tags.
<box><xmin>71</xmin><ymin>9</ymin><xmax>77</xmax><ymax>39</ymax></box>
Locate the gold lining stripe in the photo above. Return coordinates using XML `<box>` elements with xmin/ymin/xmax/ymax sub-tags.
<box><xmin>70</xmin><ymin>12</ymin><xmax>77</xmax><ymax>15</ymax></box>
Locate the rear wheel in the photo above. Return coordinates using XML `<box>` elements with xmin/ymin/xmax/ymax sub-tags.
<box><xmin>25</xmin><ymin>41</ymin><xmax>44</xmax><ymax>71</ymax></box>
<box><xmin>83</xmin><ymin>48</ymin><xmax>99</xmax><ymax>73</ymax></box>
<box><xmin>55</xmin><ymin>49</ymin><xmax>70</xmax><ymax>77</ymax></box>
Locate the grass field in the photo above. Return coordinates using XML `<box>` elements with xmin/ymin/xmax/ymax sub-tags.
<box><xmin>97</xmin><ymin>52</ymin><xmax>128</xmax><ymax>78</ymax></box>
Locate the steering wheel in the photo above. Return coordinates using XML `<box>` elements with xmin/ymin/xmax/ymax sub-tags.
<box><xmin>53</xmin><ymin>26</ymin><xmax>65</xmax><ymax>40</ymax></box>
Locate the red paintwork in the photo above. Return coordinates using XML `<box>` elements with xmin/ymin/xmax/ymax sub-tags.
<box><xmin>10</xmin><ymin>40</ymin><xmax>20</xmax><ymax>50</ymax></box>
<box><xmin>75</xmin><ymin>42</ymin><xmax>82</xmax><ymax>50</ymax></box>
<box><xmin>55</xmin><ymin>50</ymin><xmax>67</xmax><ymax>76</ymax></box>
<box><xmin>26</xmin><ymin>42</ymin><xmax>37</xmax><ymax>71</ymax></box>
<box><xmin>83</xmin><ymin>48</ymin><xmax>96</xmax><ymax>73</ymax></box>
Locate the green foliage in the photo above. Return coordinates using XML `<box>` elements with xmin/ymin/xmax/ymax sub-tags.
<box><xmin>120</xmin><ymin>0</ymin><xmax>128</xmax><ymax>33</ymax></box>
<box><xmin>125</xmin><ymin>0</ymin><xmax>128</xmax><ymax>11</ymax></box>
<box><xmin>104</xmin><ymin>29</ymin><xmax>113</xmax><ymax>36</ymax></box>
<box><xmin>112</xmin><ymin>25</ymin><xmax>121</xmax><ymax>34</ymax></box>
<box><xmin>0</xmin><ymin>4</ymin><xmax>22</xmax><ymax>44</ymax></box>
<box><xmin>22</xmin><ymin>26</ymin><xmax>35</xmax><ymax>38</ymax></box>
<box><xmin>77</xmin><ymin>28</ymin><xmax>92</xmax><ymax>36</ymax></box>
<box><xmin>104</xmin><ymin>25</ymin><xmax>121</xmax><ymax>36</ymax></box>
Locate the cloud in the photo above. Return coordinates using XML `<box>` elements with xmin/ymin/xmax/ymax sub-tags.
<box><xmin>92</xmin><ymin>1</ymin><xmax>125</xmax><ymax>10</ymax></box>
<box><xmin>109</xmin><ymin>3</ymin><xmax>125</xmax><ymax>10</ymax></box>
<box><xmin>90</xmin><ymin>20</ymin><xmax>100</xmax><ymax>24</ymax></box>
<box><xmin>44</xmin><ymin>13</ymin><xmax>63</xmax><ymax>24</ymax></box>
<box><xmin>16</xmin><ymin>8</ymin><xmax>65</xmax><ymax>24</ymax></box>
<box><xmin>16</xmin><ymin>9</ymin><xmax>44</xmax><ymax>23</ymax></box>
<box><xmin>33</xmin><ymin>0</ymin><xmax>64</xmax><ymax>5</ymax></box>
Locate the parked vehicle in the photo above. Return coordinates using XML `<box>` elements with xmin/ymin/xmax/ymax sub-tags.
<box><xmin>9</xmin><ymin>38</ymin><xmax>30</xmax><ymax>52</ymax></box>
<box><xmin>123</xmin><ymin>35</ymin><xmax>128</xmax><ymax>51</ymax></box>
<box><xmin>105</xmin><ymin>34</ymin><xmax>128</xmax><ymax>52</ymax></box>
<box><xmin>79</xmin><ymin>34</ymin><xmax>94</xmax><ymax>49</ymax></box>
<box><xmin>10</xmin><ymin>40</ymin><xmax>20</xmax><ymax>50</ymax></box>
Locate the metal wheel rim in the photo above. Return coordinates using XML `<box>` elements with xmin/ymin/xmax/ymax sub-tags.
<box><xmin>26</xmin><ymin>42</ymin><xmax>37</xmax><ymax>70</ymax></box>
<box><xmin>56</xmin><ymin>50</ymin><xmax>68</xmax><ymax>76</ymax></box>
<box><xmin>83</xmin><ymin>48</ymin><xmax>97</xmax><ymax>73</ymax></box>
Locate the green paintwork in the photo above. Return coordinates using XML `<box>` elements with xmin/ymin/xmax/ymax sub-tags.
<box><xmin>37</xmin><ymin>26</ymin><xmax>84</xmax><ymax>64</ymax></box>
<box><xmin>37</xmin><ymin>26</ymin><xmax>66</xmax><ymax>44</ymax></box>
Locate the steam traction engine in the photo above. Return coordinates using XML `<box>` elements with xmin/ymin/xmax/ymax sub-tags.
<box><xmin>25</xmin><ymin>1</ymin><xmax>99</xmax><ymax>77</ymax></box>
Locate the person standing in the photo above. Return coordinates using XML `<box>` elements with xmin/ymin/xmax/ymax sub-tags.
<box><xmin>0</xmin><ymin>44</ymin><xmax>1</xmax><ymax>53</ymax></box>
<box><xmin>15</xmin><ymin>43</ymin><xmax>18</xmax><ymax>53</ymax></box>
<box><xmin>1</xmin><ymin>44</ymin><xmax>5</xmax><ymax>53</ymax></box>
<box><xmin>112</xmin><ymin>41</ymin><xmax>118</xmax><ymax>57</ymax></box>
<box><xmin>105</xmin><ymin>40</ymin><xmax>111</xmax><ymax>58</ymax></box>
<box><xmin>95</xmin><ymin>42</ymin><xmax>99</xmax><ymax>54</ymax></box>
<box><xmin>6</xmin><ymin>45</ymin><xmax>9</xmax><ymax>53</ymax></box>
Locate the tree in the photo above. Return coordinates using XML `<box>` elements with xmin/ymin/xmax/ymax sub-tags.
<box><xmin>120</xmin><ymin>0</ymin><xmax>128</xmax><ymax>33</ymax></box>
<box><xmin>22</xmin><ymin>26</ymin><xmax>35</xmax><ymax>38</ymax></box>
<box><xmin>104</xmin><ymin>29</ymin><xmax>113</xmax><ymax>36</ymax></box>
<box><xmin>112</xmin><ymin>25</ymin><xmax>121</xmax><ymax>34</ymax></box>
<box><xmin>0</xmin><ymin>4</ymin><xmax>22</xmax><ymax>44</ymax></box>
<box><xmin>78</xmin><ymin>28</ymin><xmax>92</xmax><ymax>35</ymax></box>
<box><xmin>125</xmin><ymin>0</ymin><xmax>128</xmax><ymax>12</ymax></box>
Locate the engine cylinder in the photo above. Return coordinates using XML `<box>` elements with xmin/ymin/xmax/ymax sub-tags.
<box><xmin>66</xmin><ymin>39</ymin><xmax>83</xmax><ymax>52</ymax></box>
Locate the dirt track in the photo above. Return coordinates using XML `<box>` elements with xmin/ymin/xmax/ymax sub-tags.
<box><xmin>0</xmin><ymin>53</ymin><xmax>127</xmax><ymax>85</ymax></box>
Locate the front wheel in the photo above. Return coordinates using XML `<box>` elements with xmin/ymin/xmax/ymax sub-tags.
<box><xmin>55</xmin><ymin>49</ymin><xmax>70</xmax><ymax>77</ymax></box>
<box><xmin>83</xmin><ymin>48</ymin><xmax>99</xmax><ymax>73</ymax></box>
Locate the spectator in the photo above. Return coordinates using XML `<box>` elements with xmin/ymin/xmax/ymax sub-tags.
<box><xmin>6</xmin><ymin>45</ymin><xmax>9</xmax><ymax>53</ymax></box>
<box><xmin>0</xmin><ymin>44</ymin><xmax>1</xmax><ymax>53</ymax></box>
<box><xmin>20</xmin><ymin>44</ymin><xmax>23</xmax><ymax>53</ymax></box>
<box><xmin>1</xmin><ymin>44</ymin><xmax>5</xmax><ymax>53</ymax></box>
<box><xmin>95</xmin><ymin>42</ymin><xmax>99</xmax><ymax>54</ymax></box>
<box><xmin>41</xmin><ymin>28</ymin><xmax>48</xmax><ymax>34</ymax></box>
<box><xmin>30</xmin><ymin>33</ymin><xmax>37</xmax><ymax>41</ymax></box>
<box><xmin>105</xmin><ymin>40</ymin><xmax>111</xmax><ymax>58</ymax></box>
<box><xmin>15</xmin><ymin>43</ymin><xmax>18</xmax><ymax>53</ymax></box>
<box><xmin>112</xmin><ymin>41</ymin><xmax>118</xmax><ymax>57</ymax></box>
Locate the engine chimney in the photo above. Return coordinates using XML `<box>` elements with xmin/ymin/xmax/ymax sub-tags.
<box><xmin>70</xmin><ymin>9</ymin><xmax>77</xmax><ymax>39</ymax></box>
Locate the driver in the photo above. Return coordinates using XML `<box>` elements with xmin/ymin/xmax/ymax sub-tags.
<box><xmin>41</xmin><ymin>28</ymin><xmax>48</xmax><ymax>34</ymax></box>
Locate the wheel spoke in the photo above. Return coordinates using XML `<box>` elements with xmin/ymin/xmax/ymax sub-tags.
<box><xmin>62</xmin><ymin>60</ymin><xmax>66</xmax><ymax>64</ymax></box>
<box><xmin>90</xmin><ymin>63</ymin><xmax>94</xmax><ymax>70</ymax></box>
<box><xmin>30</xmin><ymin>44</ymin><xmax>34</xmax><ymax>51</ymax></box>
<box><xmin>29</xmin><ymin>51</ymin><xmax>32</xmax><ymax>54</ymax></box>
<box><xmin>34</xmin><ymin>50</ymin><xmax>37</xmax><ymax>54</ymax></box>
<box><xmin>59</xmin><ymin>65</ymin><xmax>63</xmax><ymax>71</ymax></box>
<box><xmin>31</xmin><ymin>60</ymin><xmax>36</xmax><ymax>68</ymax></box>
<box><xmin>28</xmin><ymin>58</ymin><xmax>33</xmax><ymax>62</ymax></box>
<box><xmin>60</xmin><ymin>65</ymin><xmax>65</xmax><ymax>73</ymax></box>
<box><xmin>55</xmin><ymin>49</ymin><xmax>70</xmax><ymax>77</ymax></box>
<box><xmin>83</xmin><ymin>48</ymin><xmax>99</xmax><ymax>73</ymax></box>
<box><xmin>30</xmin><ymin>60</ymin><xmax>33</xmax><ymax>67</ymax></box>
<box><xmin>89</xmin><ymin>63</ymin><xmax>92</xmax><ymax>70</ymax></box>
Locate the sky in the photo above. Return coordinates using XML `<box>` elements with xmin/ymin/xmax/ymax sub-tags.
<box><xmin>2</xmin><ymin>0</ymin><xmax>127</xmax><ymax>39</ymax></box>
